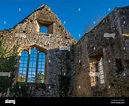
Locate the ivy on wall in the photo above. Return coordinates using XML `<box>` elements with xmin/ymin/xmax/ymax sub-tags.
<box><xmin>0</xmin><ymin>37</ymin><xmax>18</xmax><ymax>93</ymax></box>
<box><xmin>11</xmin><ymin>83</ymin><xmax>29</xmax><ymax>97</ymax></box>
<box><xmin>71</xmin><ymin>43</ymin><xmax>76</xmax><ymax>59</ymax></box>
<box><xmin>58</xmin><ymin>74</ymin><xmax>71</xmax><ymax>97</ymax></box>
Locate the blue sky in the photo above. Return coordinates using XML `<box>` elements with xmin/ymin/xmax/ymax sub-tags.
<box><xmin>0</xmin><ymin>0</ymin><xmax>129</xmax><ymax>41</ymax></box>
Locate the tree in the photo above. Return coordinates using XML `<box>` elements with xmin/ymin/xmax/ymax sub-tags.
<box><xmin>37</xmin><ymin>71</ymin><xmax>44</xmax><ymax>83</ymax></box>
<box><xmin>0</xmin><ymin>37</ymin><xmax>18</xmax><ymax>93</ymax></box>
<box><xmin>18</xmin><ymin>75</ymin><xmax>26</xmax><ymax>82</ymax></box>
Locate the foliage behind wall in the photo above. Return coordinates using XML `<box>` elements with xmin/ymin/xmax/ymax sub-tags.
<box><xmin>0</xmin><ymin>37</ymin><xmax>18</xmax><ymax>93</ymax></box>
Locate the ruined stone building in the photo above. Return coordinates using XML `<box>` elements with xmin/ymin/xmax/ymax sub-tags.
<box><xmin>0</xmin><ymin>5</ymin><xmax>129</xmax><ymax>97</ymax></box>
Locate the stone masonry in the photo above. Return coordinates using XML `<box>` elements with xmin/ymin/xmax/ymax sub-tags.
<box><xmin>0</xmin><ymin>5</ymin><xmax>129</xmax><ymax>97</ymax></box>
<box><xmin>71</xmin><ymin>6</ymin><xmax>129</xmax><ymax>97</ymax></box>
<box><xmin>0</xmin><ymin>5</ymin><xmax>76</xmax><ymax>97</ymax></box>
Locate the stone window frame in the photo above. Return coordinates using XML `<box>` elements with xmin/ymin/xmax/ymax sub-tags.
<box><xmin>37</xmin><ymin>19</ymin><xmax>54</xmax><ymax>34</ymax></box>
<box><xmin>17</xmin><ymin>44</ymin><xmax>48</xmax><ymax>84</ymax></box>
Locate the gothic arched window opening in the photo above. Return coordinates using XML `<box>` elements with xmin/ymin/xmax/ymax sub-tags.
<box><xmin>18</xmin><ymin>47</ymin><xmax>46</xmax><ymax>83</ymax></box>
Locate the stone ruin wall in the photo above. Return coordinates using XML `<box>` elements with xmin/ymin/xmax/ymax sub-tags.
<box><xmin>71</xmin><ymin>6</ymin><xmax>129</xmax><ymax>97</ymax></box>
<box><xmin>0</xmin><ymin>5</ymin><xmax>76</xmax><ymax>97</ymax></box>
<box><xmin>0</xmin><ymin>5</ymin><xmax>129</xmax><ymax>97</ymax></box>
